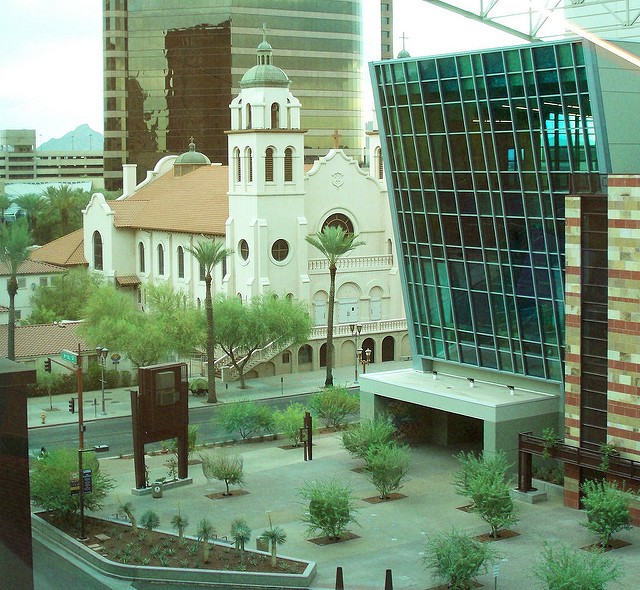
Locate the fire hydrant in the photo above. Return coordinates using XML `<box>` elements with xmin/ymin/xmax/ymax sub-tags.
<box><xmin>40</xmin><ymin>411</ymin><xmax>46</xmax><ymax>425</ymax></box>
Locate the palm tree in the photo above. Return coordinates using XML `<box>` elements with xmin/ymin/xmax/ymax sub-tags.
<box><xmin>259</xmin><ymin>513</ymin><xmax>287</xmax><ymax>567</ymax></box>
<box><xmin>230</xmin><ymin>517</ymin><xmax>251</xmax><ymax>566</ymax></box>
<box><xmin>0</xmin><ymin>194</ymin><xmax>11</xmax><ymax>225</ymax></box>
<box><xmin>305</xmin><ymin>225</ymin><xmax>364</xmax><ymax>386</ymax></box>
<box><xmin>171</xmin><ymin>508</ymin><xmax>189</xmax><ymax>544</ymax></box>
<box><xmin>14</xmin><ymin>193</ymin><xmax>46</xmax><ymax>235</ymax></box>
<box><xmin>0</xmin><ymin>220</ymin><xmax>32</xmax><ymax>360</ymax></box>
<box><xmin>42</xmin><ymin>185</ymin><xmax>81</xmax><ymax>236</ymax></box>
<box><xmin>196</xmin><ymin>518</ymin><xmax>216</xmax><ymax>563</ymax></box>
<box><xmin>186</xmin><ymin>238</ymin><xmax>233</xmax><ymax>403</ymax></box>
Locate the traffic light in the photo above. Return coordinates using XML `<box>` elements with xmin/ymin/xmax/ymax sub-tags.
<box><xmin>44</xmin><ymin>357</ymin><xmax>52</xmax><ymax>373</ymax></box>
<box><xmin>68</xmin><ymin>397</ymin><xmax>75</xmax><ymax>414</ymax></box>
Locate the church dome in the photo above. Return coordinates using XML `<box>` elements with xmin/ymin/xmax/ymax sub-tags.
<box><xmin>174</xmin><ymin>140</ymin><xmax>211</xmax><ymax>166</ymax></box>
<box><xmin>240</xmin><ymin>28</ymin><xmax>290</xmax><ymax>89</ymax></box>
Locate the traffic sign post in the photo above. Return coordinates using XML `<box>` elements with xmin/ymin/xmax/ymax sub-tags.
<box><xmin>61</xmin><ymin>349</ymin><xmax>78</xmax><ymax>364</ymax></box>
<box><xmin>493</xmin><ymin>563</ymin><xmax>500</xmax><ymax>590</ymax></box>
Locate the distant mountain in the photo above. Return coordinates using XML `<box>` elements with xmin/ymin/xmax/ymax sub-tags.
<box><xmin>38</xmin><ymin>124</ymin><xmax>103</xmax><ymax>151</ymax></box>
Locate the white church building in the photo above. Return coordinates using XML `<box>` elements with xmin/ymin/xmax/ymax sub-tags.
<box><xmin>82</xmin><ymin>37</ymin><xmax>408</xmax><ymax>380</ymax></box>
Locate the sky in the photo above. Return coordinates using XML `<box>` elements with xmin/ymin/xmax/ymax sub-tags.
<box><xmin>0</xmin><ymin>0</ymin><xmax>522</xmax><ymax>146</ymax></box>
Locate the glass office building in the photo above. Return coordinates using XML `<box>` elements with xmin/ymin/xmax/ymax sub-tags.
<box><xmin>103</xmin><ymin>0</ymin><xmax>363</xmax><ymax>190</ymax></box>
<box><xmin>371</xmin><ymin>39</ymin><xmax>640</xmax><ymax>384</ymax></box>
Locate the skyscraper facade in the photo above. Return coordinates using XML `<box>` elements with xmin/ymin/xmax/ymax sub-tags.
<box><xmin>103</xmin><ymin>0</ymin><xmax>363</xmax><ymax>190</ymax></box>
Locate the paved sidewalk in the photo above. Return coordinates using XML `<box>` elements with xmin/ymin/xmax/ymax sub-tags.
<box><xmin>27</xmin><ymin>360</ymin><xmax>411</xmax><ymax>429</ymax></box>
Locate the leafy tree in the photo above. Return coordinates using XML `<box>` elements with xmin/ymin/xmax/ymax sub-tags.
<box><xmin>214</xmin><ymin>293</ymin><xmax>312</xmax><ymax>388</ymax></box>
<box><xmin>364</xmin><ymin>443</ymin><xmax>411</xmax><ymax>499</ymax></box>
<box><xmin>308</xmin><ymin>385</ymin><xmax>359</xmax><ymax>428</ymax></box>
<box><xmin>200</xmin><ymin>452</ymin><xmax>245</xmax><ymax>495</ymax></box>
<box><xmin>341</xmin><ymin>416</ymin><xmax>397</xmax><ymax>461</ymax></box>
<box><xmin>230</xmin><ymin>517</ymin><xmax>251</xmax><ymax>565</ymax></box>
<box><xmin>259</xmin><ymin>514</ymin><xmax>287</xmax><ymax>567</ymax></box>
<box><xmin>185</xmin><ymin>238</ymin><xmax>233</xmax><ymax>403</ymax></box>
<box><xmin>533</xmin><ymin>542</ymin><xmax>621</xmax><ymax>590</ymax></box>
<box><xmin>423</xmin><ymin>528</ymin><xmax>499</xmax><ymax>590</ymax></box>
<box><xmin>171</xmin><ymin>508</ymin><xmax>189</xmax><ymax>544</ymax></box>
<box><xmin>453</xmin><ymin>451</ymin><xmax>509</xmax><ymax>504</ymax></box>
<box><xmin>273</xmin><ymin>402</ymin><xmax>307</xmax><ymax>447</ymax></box>
<box><xmin>214</xmin><ymin>399</ymin><xmax>273</xmax><ymax>440</ymax></box>
<box><xmin>299</xmin><ymin>479</ymin><xmax>358</xmax><ymax>540</ymax></box>
<box><xmin>27</xmin><ymin>267</ymin><xmax>103</xmax><ymax>324</ymax></box>
<box><xmin>0</xmin><ymin>220</ymin><xmax>32</xmax><ymax>359</ymax></box>
<box><xmin>30</xmin><ymin>448</ymin><xmax>114</xmax><ymax>524</ymax></box>
<box><xmin>140</xmin><ymin>510</ymin><xmax>160</xmax><ymax>531</ymax></box>
<box><xmin>305</xmin><ymin>225</ymin><xmax>364</xmax><ymax>386</ymax></box>
<box><xmin>196</xmin><ymin>518</ymin><xmax>216</xmax><ymax>563</ymax></box>
<box><xmin>581</xmin><ymin>480</ymin><xmax>634</xmax><ymax>549</ymax></box>
<box><xmin>0</xmin><ymin>194</ymin><xmax>10</xmax><ymax>224</ymax></box>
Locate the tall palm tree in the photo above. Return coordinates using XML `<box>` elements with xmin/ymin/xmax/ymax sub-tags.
<box><xmin>14</xmin><ymin>193</ymin><xmax>46</xmax><ymax>235</ymax></box>
<box><xmin>43</xmin><ymin>185</ymin><xmax>81</xmax><ymax>236</ymax></box>
<box><xmin>306</xmin><ymin>225</ymin><xmax>364</xmax><ymax>386</ymax></box>
<box><xmin>0</xmin><ymin>194</ymin><xmax>11</xmax><ymax>225</ymax></box>
<box><xmin>186</xmin><ymin>238</ymin><xmax>233</xmax><ymax>403</ymax></box>
<box><xmin>0</xmin><ymin>220</ymin><xmax>32</xmax><ymax>359</ymax></box>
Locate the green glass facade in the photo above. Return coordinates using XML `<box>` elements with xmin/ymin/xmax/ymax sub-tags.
<box><xmin>371</xmin><ymin>40</ymin><xmax>612</xmax><ymax>382</ymax></box>
<box><xmin>103</xmin><ymin>0</ymin><xmax>362</xmax><ymax>190</ymax></box>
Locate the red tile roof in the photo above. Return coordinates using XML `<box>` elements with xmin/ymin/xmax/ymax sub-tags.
<box><xmin>0</xmin><ymin>259</ymin><xmax>66</xmax><ymax>277</ymax></box>
<box><xmin>29</xmin><ymin>229</ymin><xmax>87</xmax><ymax>267</ymax></box>
<box><xmin>0</xmin><ymin>321</ymin><xmax>91</xmax><ymax>359</ymax></box>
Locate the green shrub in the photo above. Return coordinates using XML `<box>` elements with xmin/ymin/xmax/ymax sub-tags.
<box><xmin>424</xmin><ymin>528</ymin><xmax>499</xmax><ymax>590</ymax></box>
<box><xmin>581</xmin><ymin>480</ymin><xmax>634</xmax><ymax>548</ymax></box>
<box><xmin>200</xmin><ymin>452</ymin><xmax>245</xmax><ymax>495</ymax></box>
<box><xmin>214</xmin><ymin>399</ymin><xmax>273</xmax><ymax>440</ymax></box>
<box><xmin>272</xmin><ymin>402</ymin><xmax>307</xmax><ymax>447</ymax></box>
<box><xmin>140</xmin><ymin>510</ymin><xmax>160</xmax><ymax>531</ymax></box>
<box><xmin>120</xmin><ymin>370</ymin><xmax>132</xmax><ymax>387</ymax></box>
<box><xmin>299</xmin><ymin>479</ymin><xmax>358</xmax><ymax>540</ymax></box>
<box><xmin>105</xmin><ymin>369</ymin><xmax>120</xmax><ymax>388</ymax></box>
<box><xmin>364</xmin><ymin>442</ymin><xmax>411</xmax><ymax>499</ymax></box>
<box><xmin>308</xmin><ymin>385</ymin><xmax>359</xmax><ymax>428</ymax></box>
<box><xmin>341</xmin><ymin>416</ymin><xmax>397</xmax><ymax>460</ymax></box>
<box><xmin>167</xmin><ymin>424</ymin><xmax>199</xmax><ymax>460</ymax></box>
<box><xmin>30</xmin><ymin>448</ymin><xmax>114</xmax><ymax>524</ymax></box>
<box><xmin>533</xmin><ymin>542</ymin><xmax>621</xmax><ymax>590</ymax></box>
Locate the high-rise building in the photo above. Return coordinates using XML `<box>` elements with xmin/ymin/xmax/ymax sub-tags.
<box><xmin>366</xmin><ymin>38</ymin><xmax>640</xmax><ymax>470</ymax></box>
<box><xmin>103</xmin><ymin>0</ymin><xmax>363</xmax><ymax>191</ymax></box>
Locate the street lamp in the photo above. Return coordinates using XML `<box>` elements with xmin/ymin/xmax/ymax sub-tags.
<box><xmin>96</xmin><ymin>347</ymin><xmax>109</xmax><ymax>415</ymax></box>
<box><xmin>358</xmin><ymin>347</ymin><xmax>372</xmax><ymax>375</ymax></box>
<box><xmin>349</xmin><ymin>323</ymin><xmax>362</xmax><ymax>384</ymax></box>
<box><xmin>77</xmin><ymin>444</ymin><xmax>109</xmax><ymax>541</ymax></box>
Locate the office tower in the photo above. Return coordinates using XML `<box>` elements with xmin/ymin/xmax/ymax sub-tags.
<box><xmin>366</xmin><ymin>38</ymin><xmax>640</xmax><ymax>467</ymax></box>
<box><xmin>103</xmin><ymin>0</ymin><xmax>363</xmax><ymax>190</ymax></box>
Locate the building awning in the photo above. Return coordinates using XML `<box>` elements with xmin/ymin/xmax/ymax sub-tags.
<box><xmin>115</xmin><ymin>275</ymin><xmax>141</xmax><ymax>287</ymax></box>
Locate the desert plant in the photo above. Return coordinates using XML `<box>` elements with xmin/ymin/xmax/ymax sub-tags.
<box><xmin>452</xmin><ymin>451</ymin><xmax>510</xmax><ymax>505</ymax></box>
<box><xmin>30</xmin><ymin>448</ymin><xmax>114</xmax><ymax>524</ymax></box>
<box><xmin>364</xmin><ymin>442</ymin><xmax>411</xmax><ymax>499</ymax></box>
<box><xmin>259</xmin><ymin>513</ymin><xmax>287</xmax><ymax>567</ymax></box>
<box><xmin>272</xmin><ymin>402</ymin><xmax>307</xmax><ymax>447</ymax></box>
<box><xmin>200</xmin><ymin>452</ymin><xmax>245</xmax><ymax>495</ymax></box>
<box><xmin>171</xmin><ymin>509</ymin><xmax>189</xmax><ymax>544</ymax></box>
<box><xmin>533</xmin><ymin>542</ymin><xmax>621</xmax><ymax>590</ymax></box>
<box><xmin>230</xmin><ymin>517</ymin><xmax>252</xmax><ymax>565</ymax></box>
<box><xmin>424</xmin><ymin>528</ymin><xmax>499</xmax><ymax>590</ymax></box>
<box><xmin>308</xmin><ymin>385</ymin><xmax>359</xmax><ymax>428</ymax></box>
<box><xmin>140</xmin><ymin>510</ymin><xmax>160</xmax><ymax>532</ymax></box>
<box><xmin>215</xmin><ymin>399</ymin><xmax>274</xmax><ymax>440</ymax></box>
<box><xmin>196</xmin><ymin>518</ymin><xmax>216</xmax><ymax>563</ymax></box>
<box><xmin>468</xmin><ymin>472</ymin><xmax>518</xmax><ymax>540</ymax></box>
<box><xmin>581</xmin><ymin>479</ymin><xmax>634</xmax><ymax>549</ymax></box>
<box><xmin>598</xmin><ymin>441</ymin><xmax>620</xmax><ymax>473</ymax></box>
<box><xmin>542</xmin><ymin>427</ymin><xmax>561</xmax><ymax>460</ymax></box>
<box><xmin>341</xmin><ymin>416</ymin><xmax>397</xmax><ymax>460</ymax></box>
<box><xmin>299</xmin><ymin>479</ymin><xmax>358</xmax><ymax>540</ymax></box>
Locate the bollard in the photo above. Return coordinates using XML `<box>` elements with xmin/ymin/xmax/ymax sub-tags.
<box><xmin>384</xmin><ymin>569</ymin><xmax>393</xmax><ymax>590</ymax></box>
<box><xmin>40</xmin><ymin>411</ymin><xmax>46</xmax><ymax>424</ymax></box>
<box><xmin>335</xmin><ymin>566</ymin><xmax>344</xmax><ymax>590</ymax></box>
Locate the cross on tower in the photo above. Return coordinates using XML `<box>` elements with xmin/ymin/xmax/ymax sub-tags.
<box><xmin>399</xmin><ymin>32</ymin><xmax>408</xmax><ymax>52</ymax></box>
<box><xmin>261</xmin><ymin>22</ymin><xmax>268</xmax><ymax>42</ymax></box>
<box><xmin>332</xmin><ymin>129</ymin><xmax>341</xmax><ymax>149</ymax></box>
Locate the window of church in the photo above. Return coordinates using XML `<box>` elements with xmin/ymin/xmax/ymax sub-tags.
<box><xmin>375</xmin><ymin>146</ymin><xmax>384</xmax><ymax>179</ymax></box>
<box><xmin>271</xmin><ymin>103</ymin><xmax>279</xmax><ymax>128</ymax></box>
<box><xmin>322</xmin><ymin>213</ymin><xmax>354</xmax><ymax>235</ymax></box>
<box><xmin>238</xmin><ymin>239</ymin><xmax>249</xmax><ymax>261</ymax></box>
<box><xmin>138</xmin><ymin>242</ymin><xmax>145</xmax><ymax>273</ymax></box>
<box><xmin>177</xmin><ymin>246</ymin><xmax>185</xmax><ymax>278</ymax></box>
<box><xmin>93</xmin><ymin>231</ymin><xmax>103</xmax><ymax>271</ymax></box>
<box><xmin>265</xmin><ymin>147</ymin><xmax>274</xmax><ymax>182</ymax></box>
<box><xmin>271</xmin><ymin>239</ymin><xmax>290</xmax><ymax>262</ymax></box>
<box><xmin>234</xmin><ymin>147</ymin><xmax>241</xmax><ymax>182</ymax></box>
<box><xmin>246</xmin><ymin>148</ymin><xmax>253</xmax><ymax>182</ymax></box>
<box><xmin>284</xmin><ymin>147</ymin><xmax>293</xmax><ymax>181</ymax></box>
<box><xmin>199</xmin><ymin>262</ymin><xmax>206</xmax><ymax>282</ymax></box>
<box><xmin>246</xmin><ymin>104</ymin><xmax>252</xmax><ymax>129</ymax></box>
<box><xmin>157</xmin><ymin>244</ymin><xmax>165</xmax><ymax>275</ymax></box>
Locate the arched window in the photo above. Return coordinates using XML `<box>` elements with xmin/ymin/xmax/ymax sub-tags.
<box><xmin>138</xmin><ymin>242</ymin><xmax>145</xmax><ymax>273</ymax></box>
<box><xmin>246</xmin><ymin>104</ymin><xmax>252</xmax><ymax>129</ymax></box>
<box><xmin>284</xmin><ymin>147</ymin><xmax>293</xmax><ymax>182</ymax></box>
<box><xmin>271</xmin><ymin>103</ymin><xmax>279</xmax><ymax>128</ymax></box>
<box><xmin>93</xmin><ymin>231</ymin><xmax>103</xmax><ymax>270</ymax></box>
<box><xmin>199</xmin><ymin>262</ymin><xmax>206</xmax><ymax>282</ymax></box>
<box><xmin>177</xmin><ymin>246</ymin><xmax>185</xmax><ymax>278</ymax></box>
<box><xmin>375</xmin><ymin>146</ymin><xmax>383</xmax><ymax>179</ymax></box>
<box><xmin>322</xmin><ymin>213</ymin><xmax>354</xmax><ymax>235</ymax></box>
<box><xmin>157</xmin><ymin>244</ymin><xmax>165</xmax><ymax>275</ymax></box>
<box><xmin>246</xmin><ymin>147</ymin><xmax>253</xmax><ymax>182</ymax></box>
<box><xmin>265</xmin><ymin>147</ymin><xmax>274</xmax><ymax>182</ymax></box>
<box><xmin>234</xmin><ymin>147</ymin><xmax>241</xmax><ymax>182</ymax></box>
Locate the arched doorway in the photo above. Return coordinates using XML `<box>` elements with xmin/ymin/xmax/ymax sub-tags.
<box><xmin>298</xmin><ymin>345</ymin><xmax>313</xmax><ymax>372</ymax></box>
<box><xmin>382</xmin><ymin>336</ymin><xmax>395</xmax><ymax>362</ymax></box>
<box><xmin>320</xmin><ymin>343</ymin><xmax>327</xmax><ymax>368</ymax></box>
<box><xmin>361</xmin><ymin>338</ymin><xmax>375</xmax><ymax>363</ymax></box>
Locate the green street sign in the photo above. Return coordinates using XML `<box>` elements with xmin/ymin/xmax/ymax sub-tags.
<box><xmin>61</xmin><ymin>349</ymin><xmax>78</xmax><ymax>364</ymax></box>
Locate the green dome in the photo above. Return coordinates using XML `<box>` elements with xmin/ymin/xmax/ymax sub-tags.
<box><xmin>240</xmin><ymin>64</ymin><xmax>290</xmax><ymax>88</ymax></box>
<box><xmin>174</xmin><ymin>141</ymin><xmax>210</xmax><ymax>165</ymax></box>
<box><xmin>397</xmin><ymin>48</ymin><xmax>411</xmax><ymax>58</ymax></box>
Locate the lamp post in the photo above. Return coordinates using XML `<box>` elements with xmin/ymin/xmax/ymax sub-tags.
<box><xmin>77</xmin><ymin>444</ymin><xmax>109</xmax><ymax>541</ymax></box>
<box><xmin>359</xmin><ymin>347</ymin><xmax>372</xmax><ymax>375</ymax></box>
<box><xmin>349</xmin><ymin>323</ymin><xmax>362</xmax><ymax>384</ymax></box>
<box><xmin>96</xmin><ymin>347</ymin><xmax>108</xmax><ymax>415</ymax></box>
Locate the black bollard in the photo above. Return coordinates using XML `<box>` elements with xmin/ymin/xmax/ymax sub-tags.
<box><xmin>384</xmin><ymin>568</ymin><xmax>393</xmax><ymax>590</ymax></box>
<box><xmin>335</xmin><ymin>566</ymin><xmax>344</xmax><ymax>590</ymax></box>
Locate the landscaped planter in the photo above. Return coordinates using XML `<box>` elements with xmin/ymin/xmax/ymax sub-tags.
<box><xmin>32</xmin><ymin>512</ymin><xmax>316</xmax><ymax>589</ymax></box>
